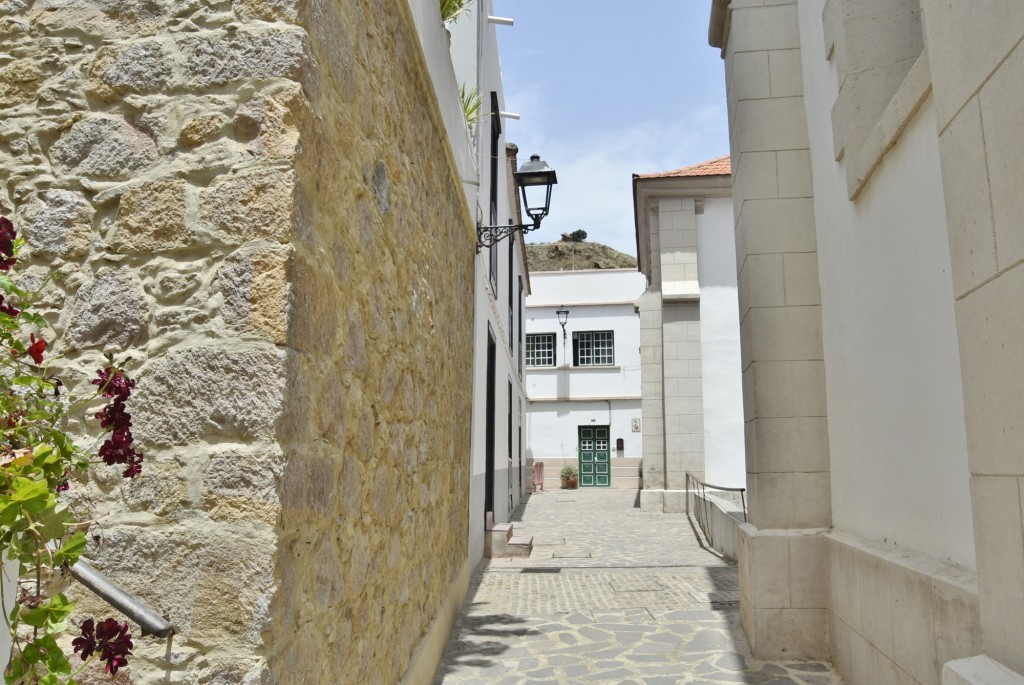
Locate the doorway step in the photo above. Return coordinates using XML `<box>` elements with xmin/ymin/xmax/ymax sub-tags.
<box><xmin>484</xmin><ymin>515</ymin><xmax>533</xmax><ymax>558</ymax></box>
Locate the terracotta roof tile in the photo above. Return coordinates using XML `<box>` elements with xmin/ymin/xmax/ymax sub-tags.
<box><xmin>634</xmin><ymin>154</ymin><xmax>731</xmax><ymax>179</ymax></box>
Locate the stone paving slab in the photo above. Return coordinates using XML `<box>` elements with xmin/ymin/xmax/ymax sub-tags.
<box><xmin>435</xmin><ymin>490</ymin><xmax>843</xmax><ymax>684</ymax></box>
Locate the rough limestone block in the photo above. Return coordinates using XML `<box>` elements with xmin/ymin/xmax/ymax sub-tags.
<box><xmin>88</xmin><ymin>39</ymin><xmax>172</xmax><ymax>101</ymax></box>
<box><xmin>190</xmin><ymin>528</ymin><xmax>276</xmax><ymax>644</ymax></box>
<box><xmin>20</xmin><ymin>189</ymin><xmax>93</xmax><ymax>258</ymax></box>
<box><xmin>177</xmin><ymin>26</ymin><xmax>306</xmax><ymax>89</ymax></box>
<box><xmin>113</xmin><ymin>178</ymin><xmax>195</xmax><ymax>251</ymax></box>
<box><xmin>234</xmin><ymin>0</ymin><xmax>299</xmax><ymax>23</ymax></box>
<box><xmin>30</xmin><ymin>0</ymin><xmax>168</xmax><ymax>38</ymax></box>
<box><xmin>200</xmin><ymin>169</ymin><xmax>296</xmax><ymax>244</ymax></box>
<box><xmin>178</xmin><ymin>114</ymin><xmax>226</xmax><ymax>148</ymax></box>
<box><xmin>0</xmin><ymin>59</ymin><xmax>43</xmax><ymax>107</ymax></box>
<box><xmin>203</xmin><ymin>445</ymin><xmax>285</xmax><ymax>525</ymax></box>
<box><xmin>64</xmin><ymin>267</ymin><xmax>149</xmax><ymax>348</ymax></box>
<box><xmin>218</xmin><ymin>242</ymin><xmax>292</xmax><ymax>344</ymax></box>
<box><xmin>133</xmin><ymin>346</ymin><xmax>286</xmax><ymax>446</ymax></box>
<box><xmin>234</xmin><ymin>83</ymin><xmax>303</xmax><ymax>159</ymax></box>
<box><xmin>49</xmin><ymin>115</ymin><xmax>158</xmax><ymax>179</ymax></box>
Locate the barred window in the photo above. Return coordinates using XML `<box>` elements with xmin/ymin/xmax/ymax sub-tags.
<box><xmin>573</xmin><ymin>331</ymin><xmax>614</xmax><ymax>366</ymax></box>
<box><xmin>526</xmin><ymin>333</ymin><xmax>556</xmax><ymax>367</ymax></box>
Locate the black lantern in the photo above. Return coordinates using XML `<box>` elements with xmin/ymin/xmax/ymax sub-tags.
<box><xmin>556</xmin><ymin>306</ymin><xmax>569</xmax><ymax>339</ymax></box>
<box><xmin>477</xmin><ymin>154</ymin><xmax>558</xmax><ymax>249</ymax></box>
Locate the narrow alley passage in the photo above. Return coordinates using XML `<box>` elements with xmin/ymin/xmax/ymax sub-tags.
<box><xmin>434</xmin><ymin>490</ymin><xmax>842</xmax><ymax>684</ymax></box>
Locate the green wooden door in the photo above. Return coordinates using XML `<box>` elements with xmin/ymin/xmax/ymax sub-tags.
<box><xmin>578</xmin><ymin>426</ymin><xmax>611</xmax><ymax>487</ymax></box>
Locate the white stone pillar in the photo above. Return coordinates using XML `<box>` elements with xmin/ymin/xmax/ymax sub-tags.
<box><xmin>712</xmin><ymin>0</ymin><xmax>831</xmax><ymax>660</ymax></box>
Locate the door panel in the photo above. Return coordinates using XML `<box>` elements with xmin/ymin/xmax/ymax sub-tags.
<box><xmin>578</xmin><ymin>426</ymin><xmax>610</xmax><ymax>487</ymax></box>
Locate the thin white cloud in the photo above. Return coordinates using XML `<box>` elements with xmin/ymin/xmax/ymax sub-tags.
<box><xmin>505</xmin><ymin>100</ymin><xmax>729</xmax><ymax>255</ymax></box>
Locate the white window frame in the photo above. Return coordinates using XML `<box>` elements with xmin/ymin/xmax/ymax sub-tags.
<box><xmin>526</xmin><ymin>333</ymin><xmax>556</xmax><ymax>367</ymax></box>
<box><xmin>574</xmin><ymin>330</ymin><xmax>614</xmax><ymax>367</ymax></box>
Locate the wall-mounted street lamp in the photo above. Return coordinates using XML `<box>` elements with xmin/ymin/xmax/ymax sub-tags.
<box><xmin>556</xmin><ymin>305</ymin><xmax>569</xmax><ymax>340</ymax></box>
<box><xmin>477</xmin><ymin>154</ymin><xmax>558</xmax><ymax>249</ymax></box>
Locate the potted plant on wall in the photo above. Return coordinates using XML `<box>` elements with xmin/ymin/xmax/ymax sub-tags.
<box><xmin>560</xmin><ymin>465</ymin><xmax>578</xmax><ymax>489</ymax></box>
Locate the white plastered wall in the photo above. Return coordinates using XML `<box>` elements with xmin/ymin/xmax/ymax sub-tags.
<box><xmin>798</xmin><ymin>0</ymin><xmax>975</xmax><ymax>570</ymax></box>
<box><xmin>697</xmin><ymin>196</ymin><xmax>745</xmax><ymax>487</ymax></box>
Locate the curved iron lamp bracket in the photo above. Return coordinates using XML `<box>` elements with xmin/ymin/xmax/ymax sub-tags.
<box><xmin>477</xmin><ymin>218</ymin><xmax>542</xmax><ymax>250</ymax></box>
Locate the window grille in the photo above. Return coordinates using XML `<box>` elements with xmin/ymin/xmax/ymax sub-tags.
<box><xmin>573</xmin><ymin>330</ymin><xmax>614</xmax><ymax>366</ymax></box>
<box><xmin>526</xmin><ymin>333</ymin><xmax>556</xmax><ymax>367</ymax></box>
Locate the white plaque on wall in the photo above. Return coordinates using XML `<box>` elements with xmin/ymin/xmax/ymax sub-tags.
<box><xmin>631</xmin><ymin>418</ymin><xmax>641</xmax><ymax>432</ymax></box>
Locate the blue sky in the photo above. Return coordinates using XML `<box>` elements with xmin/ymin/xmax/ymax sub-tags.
<box><xmin>493</xmin><ymin>0</ymin><xmax>729</xmax><ymax>256</ymax></box>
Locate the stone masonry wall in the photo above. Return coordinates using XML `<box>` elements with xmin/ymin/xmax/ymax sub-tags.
<box><xmin>0</xmin><ymin>1</ymin><xmax>474</xmax><ymax>683</ymax></box>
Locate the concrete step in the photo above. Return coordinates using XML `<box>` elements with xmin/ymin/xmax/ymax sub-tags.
<box><xmin>484</xmin><ymin>520</ymin><xmax>532</xmax><ymax>558</ymax></box>
<box><xmin>504</xmin><ymin>534</ymin><xmax>534</xmax><ymax>558</ymax></box>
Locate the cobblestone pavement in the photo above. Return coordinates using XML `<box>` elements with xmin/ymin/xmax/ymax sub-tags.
<box><xmin>435</xmin><ymin>489</ymin><xmax>843</xmax><ymax>684</ymax></box>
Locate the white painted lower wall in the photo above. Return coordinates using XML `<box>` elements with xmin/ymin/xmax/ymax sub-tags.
<box><xmin>526</xmin><ymin>399</ymin><xmax>642</xmax><ymax>463</ymax></box>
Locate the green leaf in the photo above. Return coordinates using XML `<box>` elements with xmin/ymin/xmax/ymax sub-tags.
<box><xmin>0</xmin><ymin>275</ymin><xmax>20</xmax><ymax>295</ymax></box>
<box><xmin>36</xmin><ymin>635</ymin><xmax>71</xmax><ymax>675</ymax></box>
<box><xmin>19</xmin><ymin>642</ymin><xmax>41</xmax><ymax>664</ymax></box>
<box><xmin>20</xmin><ymin>594</ymin><xmax>75</xmax><ymax>630</ymax></box>
<box><xmin>35</xmin><ymin>504</ymin><xmax>75</xmax><ymax>541</ymax></box>
<box><xmin>52</xmin><ymin>531</ymin><xmax>86</xmax><ymax>567</ymax></box>
<box><xmin>10</xmin><ymin>476</ymin><xmax>48</xmax><ymax>513</ymax></box>
<box><xmin>17</xmin><ymin>312</ymin><xmax>46</xmax><ymax>327</ymax></box>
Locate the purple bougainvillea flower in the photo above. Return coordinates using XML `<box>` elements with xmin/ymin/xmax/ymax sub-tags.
<box><xmin>92</xmin><ymin>368</ymin><xmax>135</xmax><ymax>401</ymax></box>
<box><xmin>0</xmin><ymin>217</ymin><xmax>15</xmax><ymax>271</ymax></box>
<box><xmin>95</xmin><ymin>618</ymin><xmax>133</xmax><ymax>674</ymax></box>
<box><xmin>72</xmin><ymin>619</ymin><xmax>96</xmax><ymax>661</ymax></box>
<box><xmin>93</xmin><ymin>367</ymin><xmax>143</xmax><ymax>478</ymax></box>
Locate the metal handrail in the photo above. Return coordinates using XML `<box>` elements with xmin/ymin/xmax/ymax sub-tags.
<box><xmin>685</xmin><ymin>472</ymin><xmax>747</xmax><ymax>549</ymax></box>
<box><xmin>69</xmin><ymin>558</ymin><xmax>174</xmax><ymax>638</ymax></box>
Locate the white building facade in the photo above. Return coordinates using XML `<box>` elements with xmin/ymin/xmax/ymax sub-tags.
<box><xmin>448</xmin><ymin>0</ymin><xmax>531</xmax><ymax>565</ymax></box>
<box><xmin>707</xmin><ymin>2</ymin><xmax>1024</xmax><ymax>684</ymax></box>
<box><xmin>524</xmin><ymin>269</ymin><xmax>646</xmax><ymax>490</ymax></box>
<box><xmin>633</xmin><ymin>157</ymin><xmax>746</xmax><ymax>511</ymax></box>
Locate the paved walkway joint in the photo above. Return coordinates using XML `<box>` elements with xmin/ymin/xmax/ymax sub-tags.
<box><xmin>435</xmin><ymin>489</ymin><xmax>843</xmax><ymax>684</ymax></box>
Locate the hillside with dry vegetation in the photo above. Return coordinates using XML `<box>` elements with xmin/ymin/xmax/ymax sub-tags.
<box><xmin>525</xmin><ymin>240</ymin><xmax>637</xmax><ymax>272</ymax></box>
